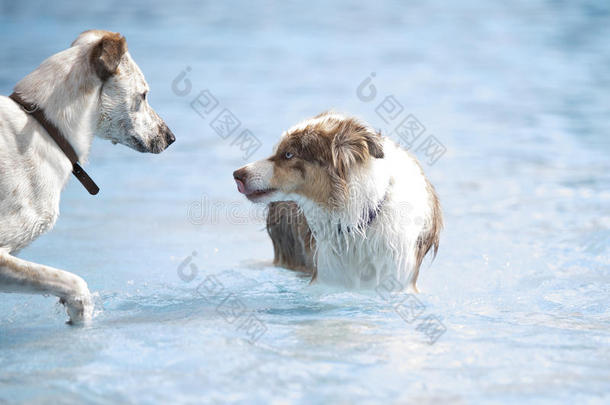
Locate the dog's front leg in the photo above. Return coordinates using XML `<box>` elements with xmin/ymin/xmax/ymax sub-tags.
<box><xmin>0</xmin><ymin>251</ymin><xmax>93</xmax><ymax>324</ymax></box>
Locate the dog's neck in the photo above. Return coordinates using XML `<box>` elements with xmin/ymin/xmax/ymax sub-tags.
<box><xmin>294</xmin><ymin>159</ymin><xmax>392</xmax><ymax>243</ymax></box>
<box><xmin>13</xmin><ymin>45</ymin><xmax>102</xmax><ymax>164</ymax></box>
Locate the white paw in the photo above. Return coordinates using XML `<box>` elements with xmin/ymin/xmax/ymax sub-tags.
<box><xmin>59</xmin><ymin>283</ymin><xmax>94</xmax><ymax>325</ymax></box>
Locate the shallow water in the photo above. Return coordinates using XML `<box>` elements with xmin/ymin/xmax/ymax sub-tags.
<box><xmin>1</xmin><ymin>0</ymin><xmax>609</xmax><ymax>403</ymax></box>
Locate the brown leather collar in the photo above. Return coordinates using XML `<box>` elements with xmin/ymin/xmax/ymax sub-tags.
<box><xmin>9</xmin><ymin>92</ymin><xmax>99</xmax><ymax>195</ymax></box>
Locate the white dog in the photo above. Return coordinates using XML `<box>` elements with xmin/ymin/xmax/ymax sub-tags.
<box><xmin>233</xmin><ymin>112</ymin><xmax>442</xmax><ymax>291</ymax></box>
<box><xmin>0</xmin><ymin>30</ymin><xmax>175</xmax><ymax>323</ymax></box>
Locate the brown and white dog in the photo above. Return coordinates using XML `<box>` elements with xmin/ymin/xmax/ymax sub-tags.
<box><xmin>233</xmin><ymin>112</ymin><xmax>442</xmax><ymax>291</ymax></box>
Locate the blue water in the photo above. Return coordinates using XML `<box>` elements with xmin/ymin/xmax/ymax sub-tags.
<box><xmin>1</xmin><ymin>0</ymin><xmax>609</xmax><ymax>403</ymax></box>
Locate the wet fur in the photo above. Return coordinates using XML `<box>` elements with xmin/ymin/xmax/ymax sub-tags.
<box><xmin>235</xmin><ymin>112</ymin><xmax>442</xmax><ymax>291</ymax></box>
<box><xmin>266</xmin><ymin>202</ymin><xmax>316</xmax><ymax>276</ymax></box>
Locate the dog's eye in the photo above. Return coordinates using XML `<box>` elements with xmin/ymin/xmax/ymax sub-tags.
<box><xmin>141</xmin><ymin>92</ymin><xmax>148</xmax><ymax>101</ymax></box>
<box><xmin>284</xmin><ymin>151</ymin><xmax>294</xmax><ymax>160</ymax></box>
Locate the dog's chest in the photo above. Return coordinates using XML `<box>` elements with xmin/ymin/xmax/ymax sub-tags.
<box><xmin>315</xmin><ymin>240</ymin><xmax>398</xmax><ymax>288</ymax></box>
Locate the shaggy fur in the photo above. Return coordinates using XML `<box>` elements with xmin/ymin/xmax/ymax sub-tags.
<box><xmin>234</xmin><ymin>112</ymin><xmax>442</xmax><ymax>291</ymax></box>
<box><xmin>266</xmin><ymin>201</ymin><xmax>316</xmax><ymax>275</ymax></box>
<box><xmin>0</xmin><ymin>30</ymin><xmax>175</xmax><ymax>324</ymax></box>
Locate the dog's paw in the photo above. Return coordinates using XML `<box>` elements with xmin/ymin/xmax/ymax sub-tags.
<box><xmin>59</xmin><ymin>285</ymin><xmax>94</xmax><ymax>325</ymax></box>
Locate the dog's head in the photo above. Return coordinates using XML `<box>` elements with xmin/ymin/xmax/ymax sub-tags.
<box><xmin>73</xmin><ymin>30</ymin><xmax>175</xmax><ymax>153</ymax></box>
<box><xmin>233</xmin><ymin>112</ymin><xmax>384</xmax><ymax>207</ymax></box>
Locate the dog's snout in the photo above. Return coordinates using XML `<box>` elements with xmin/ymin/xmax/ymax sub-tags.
<box><xmin>164</xmin><ymin>127</ymin><xmax>176</xmax><ymax>146</ymax></box>
<box><xmin>233</xmin><ymin>168</ymin><xmax>247</xmax><ymax>182</ymax></box>
<box><xmin>233</xmin><ymin>168</ymin><xmax>248</xmax><ymax>194</ymax></box>
<box><xmin>149</xmin><ymin>125</ymin><xmax>176</xmax><ymax>154</ymax></box>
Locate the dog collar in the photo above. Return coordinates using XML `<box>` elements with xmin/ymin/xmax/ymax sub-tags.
<box><xmin>337</xmin><ymin>188</ymin><xmax>390</xmax><ymax>235</ymax></box>
<box><xmin>9</xmin><ymin>92</ymin><xmax>99</xmax><ymax>195</ymax></box>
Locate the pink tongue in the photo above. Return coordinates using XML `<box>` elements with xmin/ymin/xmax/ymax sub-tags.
<box><xmin>235</xmin><ymin>179</ymin><xmax>246</xmax><ymax>194</ymax></box>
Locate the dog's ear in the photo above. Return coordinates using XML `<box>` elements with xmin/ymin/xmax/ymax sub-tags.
<box><xmin>330</xmin><ymin>121</ymin><xmax>384</xmax><ymax>180</ymax></box>
<box><xmin>366</xmin><ymin>130</ymin><xmax>385</xmax><ymax>159</ymax></box>
<box><xmin>90</xmin><ymin>33</ymin><xmax>127</xmax><ymax>81</ymax></box>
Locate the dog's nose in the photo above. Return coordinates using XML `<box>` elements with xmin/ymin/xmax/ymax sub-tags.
<box><xmin>233</xmin><ymin>168</ymin><xmax>245</xmax><ymax>182</ymax></box>
<box><xmin>233</xmin><ymin>168</ymin><xmax>247</xmax><ymax>194</ymax></box>
<box><xmin>165</xmin><ymin>128</ymin><xmax>176</xmax><ymax>146</ymax></box>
